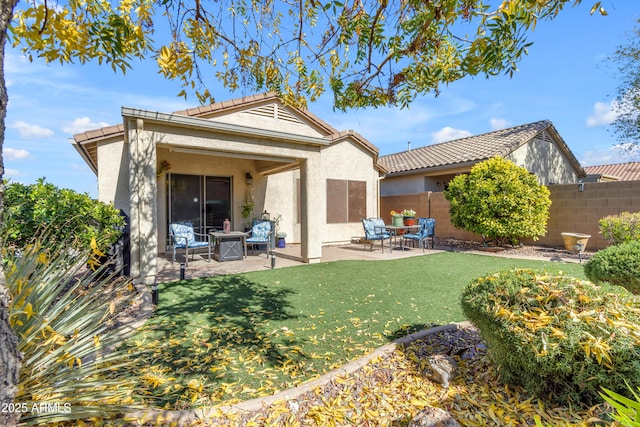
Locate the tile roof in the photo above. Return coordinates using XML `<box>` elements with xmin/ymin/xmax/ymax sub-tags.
<box><xmin>380</xmin><ymin>120</ymin><xmax>559</xmax><ymax>174</ymax></box>
<box><xmin>583</xmin><ymin>161</ymin><xmax>640</xmax><ymax>181</ymax></box>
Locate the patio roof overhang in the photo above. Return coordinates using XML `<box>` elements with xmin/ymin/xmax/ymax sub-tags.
<box><xmin>165</xmin><ymin>145</ymin><xmax>301</xmax><ymax>176</ymax></box>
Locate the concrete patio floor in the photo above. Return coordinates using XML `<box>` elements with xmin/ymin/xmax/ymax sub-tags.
<box><xmin>156</xmin><ymin>242</ymin><xmax>439</xmax><ymax>282</ymax></box>
<box><xmin>156</xmin><ymin>240</ymin><xmax>587</xmax><ymax>283</ymax></box>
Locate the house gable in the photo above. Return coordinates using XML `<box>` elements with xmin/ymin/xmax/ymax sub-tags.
<box><xmin>173</xmin><ymin>93</ymin><xmax>337</xmax><ymax>139</ymax></box>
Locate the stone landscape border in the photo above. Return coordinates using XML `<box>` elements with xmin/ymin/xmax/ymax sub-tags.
<box><xmin>130</xmin><ymin>321</ymin><xmax>473</xmax><ymax>425</ymax></box>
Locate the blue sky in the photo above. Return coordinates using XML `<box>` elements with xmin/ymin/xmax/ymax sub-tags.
<box><xmin>5</xmin><ymin>1</ymin><xmax>640</xmax><ymax>198</ymax></box>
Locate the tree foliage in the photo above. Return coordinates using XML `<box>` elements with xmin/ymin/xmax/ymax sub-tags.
<box><xmin>9</xmin><ymin>0</ymin><xmax>607</xmax><ymax>110</ymax></box>
<box><xmin>610</xmin><ymin>18</ymin><xmax>640</xmax><ymax>150</ymax></box>
<box><xmin>444</xmin><ymin>156</ymin><xmax>551</xmax><ymax>245</ymax></box>
<box><xmin>2</xmin><ymin>178</ymin><xmax>124</xmax><ymax>253</ymax></box>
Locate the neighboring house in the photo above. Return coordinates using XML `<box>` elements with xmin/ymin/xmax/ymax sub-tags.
<box><xmin>73</xmin><ymin>93</ymin><xmax>386</xmax><ymax>284</ymax></box>
<box><xmin>379</xmin><ymin>120</ymin><xmax>586</xmax><ymax>196</ymax></box>
<box><xmin>583</xmin><ymin>161</ymin><xmax>640</xmax><ymax>182</ymax></box>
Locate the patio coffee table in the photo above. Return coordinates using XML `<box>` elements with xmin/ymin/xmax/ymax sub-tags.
<box><xmin>210</xmin><ymin>231</ymin><xmax>248</xmax><ymax>262</ymax></box>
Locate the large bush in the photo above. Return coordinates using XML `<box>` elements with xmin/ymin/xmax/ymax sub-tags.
<box><xmin>3</xmin><ymin>178</ymin><xmax>124</xmax><ymax>253</ymax></box>
<box><xmin>584</xmin><ymin>240</ymin><xmax>640</xmax><ymax>293</ymax></box>
<box><xmin>599</xmin><ymin>211</ymin><xmax>640</xmax><ymax>245</ymax></box>
<box><xmin>461</xmin><ymin>269</ymin><xmax>640</xmax><ymax>406</ymax></box>
<box><xmin>444</xmin><ymin>156</ymin><xmax>551</xmax><ymax>246</ymax></box>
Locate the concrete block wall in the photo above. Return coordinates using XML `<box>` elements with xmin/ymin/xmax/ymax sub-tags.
<box><xmin>381</xmin><ymin>181</ymin><xmax>640</xmax><ymax>251</ymax></box>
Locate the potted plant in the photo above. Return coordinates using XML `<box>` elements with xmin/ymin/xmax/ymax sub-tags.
<box><xmin>402</xmin><ymin>209</ymin><xmax>416</xmax><ymax>226</ymax></box>
<box><xmin>276</xmin><ymin>232</ymin><xmax>287</xmax><ymax>248</ymax></box>
<box><xmin>390</xmin><ymin>210</ymin><xmax>404</xmax><ymax>227</ymax></box>
<box><xmin>241</xmin><ymin>194</ymin><xmax>254</xmax><ymax>230</ymax></box>
<box><xmin>273</xmin><ymin>214</ymin><xmax>286</xmax><ymax>248</ymax></box>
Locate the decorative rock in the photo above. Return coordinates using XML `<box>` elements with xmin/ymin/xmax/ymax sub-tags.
<box><xmin>409</xmin><ymin>406</ymin><xmax>461</xmax><ymax>427</ymax></box>
<box><xmin>426</xmin><ymin>354</ymin><xmax>457</xmax><ymax>388</ymax></box>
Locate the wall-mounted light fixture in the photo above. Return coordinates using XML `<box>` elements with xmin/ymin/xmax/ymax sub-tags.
<box><xmin>578</xmin><ymin>181</ymin><xmax>585</xmax><ymax>192</ymax></box>
<box><xmin>245</xmin><ymin>172</ymin><xmax>253</xmax><ymax>185</ymax></box>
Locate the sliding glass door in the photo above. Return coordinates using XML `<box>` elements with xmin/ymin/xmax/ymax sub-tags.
<box><xmin>168</xmin><ymin>174</ymin><xmax>231</xmax><ymax>234</ymax></box>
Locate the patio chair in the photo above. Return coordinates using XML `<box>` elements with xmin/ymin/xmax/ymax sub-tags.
<box><xmin>401</xmin><ymin>217</ymin><xmax>435</xmax><ymax>251</ymax></box>
<box><xmin>361</xmin><ymin>218</ymin><xmax>391</xmax><ymax>253</ymax></box>
<box><xmin>246</xmin><ymin>220</ymin><xmax>274</xmax><ymax>256</ymax></box>
<box><xmin>169</xmin><ymin>222</ymin><xmax>211</xmax><ymax>266</ymax></box>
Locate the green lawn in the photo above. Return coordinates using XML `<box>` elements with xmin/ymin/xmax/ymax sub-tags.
<box><xmin>128</xmin><ymin>252</ymin><xmax>587</xmax><ymax>409</ymax></box>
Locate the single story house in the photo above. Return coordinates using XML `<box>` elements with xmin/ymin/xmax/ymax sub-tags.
<box><xmin>583</xmin><ymin>161</ymin><xmax>640</xmax><ymax>182</ymax></box>
<box><xmin>379</xmin><ymin>120</ymin><xmax>586</xmax><ymax>196</ymax></box>
<box><xmin>73</xmin><ymin>93</ymin><xmax>386</xmax><ymax>284</ymax></box>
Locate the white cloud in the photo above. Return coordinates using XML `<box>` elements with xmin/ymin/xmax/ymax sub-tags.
<box><xmin>580</xmin><ymin>143</ymin><xmax>640</xmax><ymax>166</ymax></box>
<box><xmin>490</xmin><ymin>118</ymin><xmax>512</xmax><ymax>130</ymax></box>
<box><xmin>11</xmin><ymin>121</ymin><xmax>54</xmax><ymax>138</ymax></box>
<box><xmin>63</xmin><ymin>117</ymin><xmax>111</xmax><ymax>134</ymax></box>
<box><xmin>5</xmin><ymin>147</ymin><xmax>31</xmax><ymax>160</ymax></box>
<box><xmin>431</xmin><ymin>126</ymin><xmax>472</xmax><ymax>143</ymax></box>
<box><xmin>3</xmin><ymin>168</ymin><xmax>22</xmax><ymax>178</ymax></box>
<box><xmin>586</xmin><ymin>101</ymin><xmax>618</xmax><ymax>127</ymax></box>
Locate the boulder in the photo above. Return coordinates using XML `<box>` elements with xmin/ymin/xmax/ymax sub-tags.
<box><xmin>409</xmin><ymin>407</ymin><xmax>461</xmax><ymax>427</ymax></box>
<box><xmin>426</xmin><ymin>354</ymin><xmax>457</xmax><ymax>388</ymax></box>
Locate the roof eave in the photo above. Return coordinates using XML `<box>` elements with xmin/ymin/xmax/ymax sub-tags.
<box><xmin>71</xmin><ymin>139</ymin><xmax>98</xmax><ymax>175</ymax></box>
<box><xmin>383</xmin><ymin>160</ymin><xmax>479</xmax><ymax>177</ymax></box>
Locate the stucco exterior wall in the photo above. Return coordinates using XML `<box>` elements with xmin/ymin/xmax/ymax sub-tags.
<box><xmin>97</xmin><ymin>139</ymin><xmax>130</xmax><ymax>212</ymax></box>
<box><xmin>128</xmin><ymin>120</ymin><xmax>158</xmax><ymax>285</ymax></box>
<box><xmin>381</xmin><ymin>174</ymin><xmax>423</xmax><ymax>196</ymax></box>
<box><xmin>320</xmin><ymin>139</ymin><xmax>381</xmax><ymax>244</ymax></box>
<box><xmin>381</xmin><ymin>173</ymin><xmax>456</xmax><ymax>195</ymax></box>
<box><xmin>263</xmin><ymin>171</ymin><xmax>300</xmax><ymax>243</ymax></box>
<box><xmin>506</xmin><ymin>134</ymin><xmax>578</xmax><ymax>184</ymax></box>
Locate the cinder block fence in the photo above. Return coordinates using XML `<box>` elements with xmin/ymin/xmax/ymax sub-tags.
<box><xmin>381</xmin><ymin>181</ymin><xmax>640</xmax><ymax>251</ymax></box>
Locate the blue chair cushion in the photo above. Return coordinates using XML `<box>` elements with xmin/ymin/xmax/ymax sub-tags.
<box><xmin>246</xmin><ymin>220</ymin><xmax>271</xmax><ymax>243</ymax></box>
<box><xmin>362</xmin><ymin>218</ymin><xmax>390</xmax><ymax>240</ymax></box>
<box><xmin>170</xmin><ymin>222</ymin><xmax>208</xmax><ymax>248</ymax></box>
<box><xmin>403</xmin><ymin>233</ymin><xmax>421</xmax><ymax>240</ymax></box>
<box><xmin>404</xmin><ymin>218</ymin><xmax>435</xmax><ymax>240</ymax></box>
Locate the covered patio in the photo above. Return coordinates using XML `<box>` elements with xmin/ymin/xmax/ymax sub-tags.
<box><xmin>73</xmin><ymin>94</ymin><xmax>386</xmax><ymax>286</ymax></box>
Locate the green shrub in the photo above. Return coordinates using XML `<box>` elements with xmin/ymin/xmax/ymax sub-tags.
<box><xmin>599</xmin><ymin>211</ymin><xmax>640</xmax><ymax>245</ymax></box>
<box><xmin>584</xmin><ymin>241</ymin><xmax>640</xmax><ymax>293</ymax></box>
<box><xmin>460</xmin><ymin>269</ymin><xmax>640</xmax><ymax>406</ymax></box>
<box><xmin>3</xmin><ymin>178</ymin><xmax>124</xmax><ymax>253</ymax></box>
<box><xmin>444</xmin><ymin>156</ymin><xmax>551</xmax><ymax>246</ymax></box>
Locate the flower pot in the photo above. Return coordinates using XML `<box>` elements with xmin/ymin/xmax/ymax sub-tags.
<box><xmin>561</xmin><ymin>232</ymin><xmax>590</xmax><ymax>253</ymax></box>
<box><xmin>277</xmin><ymin>237</ymin><xmax>286</xmax><ymax>248</ymax></box>
<box><xmin>392</xmin><ymin>216</ymin><xmax>404</xmax><ymax>226</ymax></box>
<box><xmin>404</xmin><ymin>217</ymin><xmax>415</xmax><ymax>226</ymax></box>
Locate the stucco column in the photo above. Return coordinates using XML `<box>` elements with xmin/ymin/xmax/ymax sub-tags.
<box><xmin>128</xmin><ymin>118</ymin><xmax>158</xmax><ymax>284</ymax></box>
<box><xmin>300</xmin><ymin>155</ymin><xmax>323</xmax><ymax>263</ymax></box>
